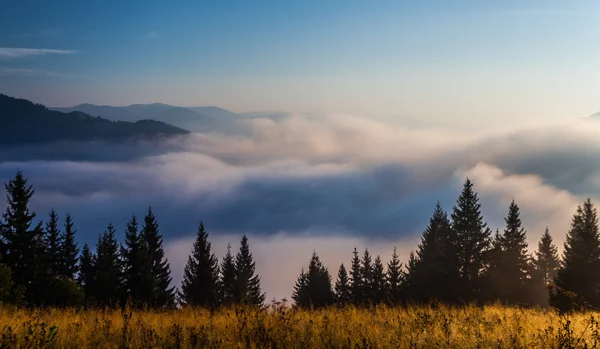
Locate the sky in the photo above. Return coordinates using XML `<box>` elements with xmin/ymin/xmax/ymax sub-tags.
<box><xmin>2</xmin><ymin>1</ymin><xmax>600</xmax><ymax>127</ymax></box>
<box><xmin>3</xmin><ymin>1</ymin><xmax>600</xmax><ymax>301</ymax></box>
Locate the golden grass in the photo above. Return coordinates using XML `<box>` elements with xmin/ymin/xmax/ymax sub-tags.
<box><xmin>1</xmin><ymin>304</ymin><xmax>599</xmax><ymax>348</ymax></box>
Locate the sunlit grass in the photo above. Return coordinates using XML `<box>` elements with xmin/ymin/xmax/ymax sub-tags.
<box><xmin>0</xmin><ymin>304</ymin><xmax>598</xmax><ymax>348</ymax></box>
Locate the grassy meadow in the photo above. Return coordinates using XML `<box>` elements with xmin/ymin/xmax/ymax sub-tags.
<box><xmin>1</xmin><ymin>304</ymin><xmax>599</xmax><ymax>348</ymax></box>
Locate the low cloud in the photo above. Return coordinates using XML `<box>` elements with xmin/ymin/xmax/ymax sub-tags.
<box><xmin>1</xmin><ymin>112</ymin><xmax>599</xmax><ymax>299</ymax></box>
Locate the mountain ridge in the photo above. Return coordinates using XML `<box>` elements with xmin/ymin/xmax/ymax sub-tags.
<box><xmin>0</xmin><ymin>94</ymin><xmax>189</xmax><ymax>145</ymax></box>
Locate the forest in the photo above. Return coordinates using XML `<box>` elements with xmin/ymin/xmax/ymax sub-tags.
<box><xmin>1</xmin><ymin>170</ymin><xmax>600</xmax><ymax>347</ymax></box>
<box><xmin>0</xmin><ymin>170</ymin><xmax>597</xmax><ymax>311</ymax></box>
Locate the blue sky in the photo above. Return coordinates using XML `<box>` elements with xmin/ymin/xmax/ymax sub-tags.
<box><xmin>1</xmin><ymin>0</ymin><xmax>600</xmax><ymax>126</ymax></box>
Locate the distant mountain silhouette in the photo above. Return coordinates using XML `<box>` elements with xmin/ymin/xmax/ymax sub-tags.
<box><xmin>0</xmin><ymin>94</ymin><xmax>189</xmax><ymax>145</ymax></box>
<box><xmin>53</xmin><ymin>103</ymin><xmax>222</xmax><ymax>132</ymax></box>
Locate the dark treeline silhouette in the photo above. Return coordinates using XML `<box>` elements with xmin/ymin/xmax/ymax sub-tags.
<box><xmin>0</xmin><ymin>170</ymin><xmax>265</xmax><ymax>309</ymax></box>
<box><xmin>0</xmin><ymin>171</ymin><xmax>597</xmax><ymax>312</ymax></box>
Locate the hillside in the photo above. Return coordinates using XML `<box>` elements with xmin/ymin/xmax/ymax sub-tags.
<box><xmin>0</xmin><ymin>94</ymin><xmax>189</xmax><ymax>145</ymax></box>
<box><xmin>53</xmin><ymin>103</ymin><xmax>218</xmax><ymax>132</ymax></box>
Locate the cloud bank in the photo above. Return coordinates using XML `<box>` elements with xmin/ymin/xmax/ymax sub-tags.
<box><xmin>0</xmin><ymin>112</ymin><xmax>598</xmax><ymax>300</ymax></box>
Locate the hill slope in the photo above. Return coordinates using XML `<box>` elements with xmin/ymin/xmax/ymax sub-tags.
<box><xmin>0</xmin><ymin>94</ymin><xmax>189</xmax><ymax>145</ymax></box>
<box><xmin>53</xmin><ymin>103</ymin><xmax>220</xmax><ymax>132</ymax></box>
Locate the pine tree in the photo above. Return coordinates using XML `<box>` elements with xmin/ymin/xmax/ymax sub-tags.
<box><xmin>141</xmin><ymin>207</ymin><xmax>175</xmax><ymax>308</ymax></box>
<box><xmin>450</xmin><ymin>178</ymin><xmax>492</xmax><ymax>302</ymax></box>
<box><xmin>361</xmin><ymin>248</ymin><xmax>373</xmax><ymax>304</ymax></box>
<box><xmin>501</xmin><ymin>201</ymin><xmax>532</xmax><ymax>304</ymax></box>
<box><xmin>402</xmin><ymin>251</ymin><xmax>419</xmax><ymax>300</ymax></box>
<box><xmin>292</xmin><ymin>268</ymin><xmax>308</xmax><ymax>307</ymax></box>
<box><xmin>45</xmin><ymin>209</ymin><xmax>61</xmax><ymax>275</ymax></box>
<box><xmin>334</xmin><ymin>263</ymin><xmax>352</xmax><ymax>305</ymax></box>
<box><xmin>234</xmin><ymin>235</ymin><xmax>265</xmax><ymax>306</ymax></box>
<box><xmin>78</xmin><ymin>243</ymin><xmax>96</xmax><ymax>306</ymax></box>
<box><xmin>350</xmin><ymin>247</ymin><xmax>363</xmax><ymax>306</ymax></box>
<box><xmin>0</xmin><ymin>170</ymin><xmax>46</xmax><ymax>304</ymax></box>
<box><xmin>94</xmin><ymin>223</ymin><xmax>123</xmax><ymax>307</ymax></box>
<box><xmin>410</xmin><ymin>203</ymin><xmax>457</xmax><ymax>303</ymax></box>
<box><xmin>292</xmin><ymin>252</ymin><xmax>334</xmax><ymax>308</ymax></box>
<box><xmin>58</xmin><ymin>214</ymin><xmax>79</xmax><ymax>279</ymax></box>
<box><xmin>535</xmin><ymin>227</ymin><xmax>560</xmax><ymax>287</ymax></box>
<box><xmin>219</xmin><ymin>243</ymin><xmax>236</xmax><ymax>306</ymax></box>
<box><xmin>552</xmin><ymin>199</ymin><xmax>600</xmax><ymax>311</ymax></box>
<box><xmin>371</xmin><ymin>256</ymin><xmax>387</xmax><ymax>304</ymax></box>
<box><xmin>122</xmin><ymin>215</ymin><xmax>154</xmax><ymax>306</ymax></box>
<box><xmin>386</xmin><ymin>247</ymin><xmax>403</xmax><ymax>305</ymax></box>
<box><xmin>180</xmin><ymin>222</ymin><xmax>220</xmax><ymax>308</ymax></box>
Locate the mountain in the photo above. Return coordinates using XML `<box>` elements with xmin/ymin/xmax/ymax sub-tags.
<box><xmin>53</xmin><ymin>103</ymin><xmax>221</xmax><ymax>132</ymax></box>
<box><xmin>0</xmin><ymin>94</ymin><xmax>189</xmax><ymax>145</ymax></box>
<box><xmin>186</xmin><ymin>106</ymin><xmax>239</xmax><ymax>120</ymax></box>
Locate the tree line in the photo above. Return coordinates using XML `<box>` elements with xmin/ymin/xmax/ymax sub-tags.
<box><xmin>0</xmin><ymin>171</ymin><xmax>264</xmax><ymax>308</ymax></box>
<box><xmin>0</xmin><ymin>171</ymin><xmax>597</xmax><ymax>312</ymax></box>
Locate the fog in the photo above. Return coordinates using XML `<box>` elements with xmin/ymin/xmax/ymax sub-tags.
<box><xmin>1</xmin><ymin>113</ymin><xmax>598</xmax><ymax>300</ymax></box>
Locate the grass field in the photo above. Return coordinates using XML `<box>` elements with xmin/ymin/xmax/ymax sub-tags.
<box><xmin>0</xmin><ymin>304</ymin><xmax>598</xmax><ymax>348</ymax></box>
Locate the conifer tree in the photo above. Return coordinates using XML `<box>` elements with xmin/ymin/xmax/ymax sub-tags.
<box><xmin>350</xmin><ymin>247</ymin><xmax>363</xmax><ymax>305</ymax></box>
<box><xmin>141</xmin><ymin>207</ymin><xmax>175</xmax><ymax>308</ymax></box>
<box><xmin>386</xmin><ymin>247</ymin><xmax>403</xmax><ymax>305</ymax></box>
<box><xmin>535</xmin><ymin>228</ymin><xmax>560</xmax><ymax>287</ymax></box>
<box><xmin>234</xmin><ymin>234</ymin><xmax>265</xmax><ymax>306</ymax></box>
<box><xmin>500</xmin><ymin>201</ymin><xmax>532</xmax><ymax>304</ymax></box>
<box><xmin>334</xmin><ymin>263</ymin><xmax>352</xmax><ymax>305</ymax></box>
<box><xmin>371</xmin><ymin>256</ymin><xmax>387</xmax><ymax>304</ymax></box>
<box><xmin>180</xmin><ymin>222</ymin><xmax>220</xmax><ymax>308</ymax></box>
<box><xmin>485</xmin><ymin>202</ymin><xmax>532</xmax><ymax>305</ymax></box>
<box><xmin>122</xmin><ymin>215</ymin><xmax>153</xmax><ymax>306</ymax></box>
<box><xmin>45</xmin><ymin>209</ymin><xmax>61</xmax><ymax>275</ymax></box>
<box><xmin>58</xmin><ymin>214</ymin><xmax>79</xmax><ymax>279</ymax></box>
<box><xmin>410</xmin><ymin>203</ymin><xmax>457</xmax><ymax>302</ymax></box>
<box><xmin>450</xmin><ymin>178</ymin><xmax>492</xmax><ymax>302</ymax></box>
<box><xmin>402</xmin><ymin>251</ymin><xmax>419</xmax><ymax>300</ymax></box>
<box><xmin>361</xmin><ymin>248</ymin><xmax>373</xmax><ymax>304</ymax></box>
<box><xmin>219</xmin><ymin>243</ymin><xmax>236</xmax><ymax>306</ymax></box>
<box><xmin>292</xmin><ymin>252</ymin><xmax>334</xmax><ymax>308</ymax></box>
<box><xmin>552</xmin><ymin>199</ymin><xmax>600</xmax><ymax>311</ymax></box>
<box><xmin>0</xmin><ymin>170</ymin><xmax>46</xmax><ymax>304</ymax></box>
<box><xmin>78</xmin><ymin>243</ymin><xmax>96</xmax><ymax>306</ymax></box>
<box><xmin>94</xmin><ymin>223</ymin><xmax>123</xmax><ymax>307</ymax></box>
<box><xmin>292</xmin><ymin>268</ymin><xmax>308</xmax><ymax>307</ymax></box>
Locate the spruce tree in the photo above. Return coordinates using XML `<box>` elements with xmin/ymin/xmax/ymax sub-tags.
<box><xmin>371</xmin><ymin>256</ymin><xmax>387</xmax><ymax>304</ymax></box>
<box><xmin>141</xmin><ymin>207</ymin><xmax>175</xmax><ymax>308</ymax></box>
<box><xmin>122</xmin><ymin>215</ymin><xmax>154</xmax><ymax>306</ymax></box>
<box><xmin>45</xmin><ymin>209</ymin><xmax>61</xmax><ymax>275</ymax></box>
<box><xmin>450</xmin><ymin>178</ymin><xmax>492</xmax><ymax>302</ymax></box>
<box><xmin>94</xmin><ymin>223</ymin><xmax>123</xmax><ymax>307</ymax></box>
<box><xmin>402</xmin><ymin>251</ymin><xmax>419</xmax><ymax>300</ymax></box>
<box><xmin>411</xmin><ymin>203</ymin><xmax>457</xmax><ymax>303</ymax></box>
<box><xmin>58</xmin><ymin>214</ymin><xmax>79</xmax><ymax>279</ymax></box>
<box><xmin>535</xmin><ymin>228</ymin><xmax>560</xmax><ymax>287</ymax></box>
<box><xmin>234</xmin><ymin>234</ymin><xmax>265</xmax><ymax>306</ymax></box>
<box><xmin>500</xmin><ymin>201</ymin><xmax>531</xmax><ymax>304</ymax></box>
<box><xmin>386</xmin><ymin>247</ymin><xmax>403</xmax><ymax>305</ymax></box>
<box><xmin>552</xmin><ymin>199</ymin><xmax>600</xmax><ymax>311</ymax></box>
<box><xmin>292</xmin><ymin>268</ymin><xmax>309</xmax><ymax>307</ymax></box>
<box><xmin>180</xmin><ymin>222</ymin><xmax>220</xmax><ymax>308</ymax></box>
<box><xmin>361</xmin><ymin>248</ymin><xmax>373</xmax><ymax>304</ymax></box>
<box><xmin>292</xmin><ymin>252</ymin><xmax>334</xmax><ymax>308</ymax></box>
<box><xmin>334</xmin><ymin>263</ymin><xmax>352</xmax><ymax>305</ymax></box>
<box><xmin>219</xmin><ymin>243</ymin><xmax>236</xmax><ymax>306</ymax></box>
<box><xmin>78</xmin><ymin>243</ymin><xmax>96</xmax><ymax>306</ymax></box>
<box><xmin>350</xmin><ymin>247</ymin><xmax>363</xmax><ymax>306</ymax></box>
<box><xmin>0</xmin><ymin>170</ymin><xmax>46</xmax><ymax>304</ymax></box>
